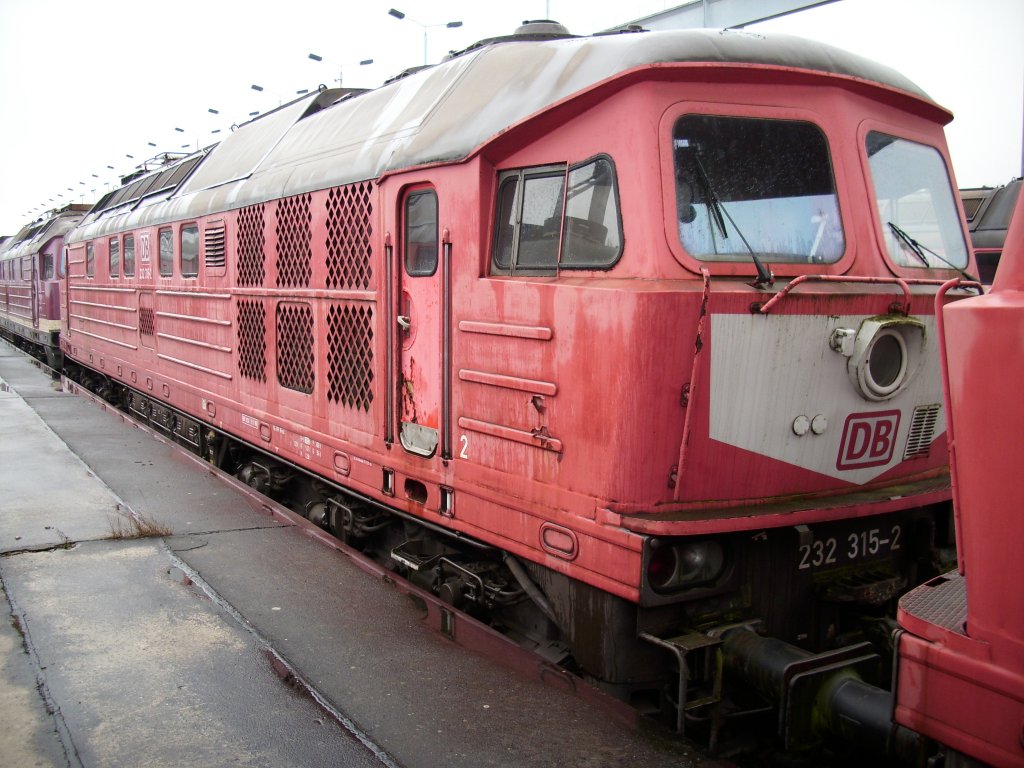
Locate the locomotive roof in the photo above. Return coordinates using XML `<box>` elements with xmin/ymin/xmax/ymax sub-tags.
<box><xmin>1</xmin><ymin>206</ymin><xmax>87</xmax><ymax>260</ymax></box>
<box><xmin>74</xmin><ymin>28</ymin><xmax>942</xmax><ymax>239</ymax></box>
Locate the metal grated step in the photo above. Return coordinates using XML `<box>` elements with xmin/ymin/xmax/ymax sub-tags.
<box><xmin>898</xmin><ymin>570</ymin><xmax>966</xmax><ymax>634</ymax></box>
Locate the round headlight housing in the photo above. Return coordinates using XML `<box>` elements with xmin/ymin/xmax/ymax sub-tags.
<box><xmin>864</xmin><ymin>328</ymin><xmax>908</xmax><ymax>397</ymax></box>
<box><xmin>843</xmin><ymin>317</ymin><xmax>925</xmax><ymax>401</ymax></box>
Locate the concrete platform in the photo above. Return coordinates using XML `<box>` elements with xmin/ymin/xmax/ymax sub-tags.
<box><xmin>0</xmin><ymin>342</ymin><xmax>714</xmax><ymax>768</ymax></box>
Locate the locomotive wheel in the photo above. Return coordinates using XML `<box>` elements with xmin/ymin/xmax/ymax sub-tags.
<box><xmin>236</xmin><ymin>463</ymin><xmax>269</xmax><ymax>494</ymax></box>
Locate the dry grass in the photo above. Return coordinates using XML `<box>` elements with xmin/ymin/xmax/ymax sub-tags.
<box><xmin>107</xmin><ymin>512</ymin><xmax>174</xmax><ymax>540</ymax></box>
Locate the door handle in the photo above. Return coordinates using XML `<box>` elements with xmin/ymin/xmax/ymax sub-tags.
<box><xmin>397</xmin><ymin>315</ymin><xmax>411</xmax><ymax>331</ymax></box>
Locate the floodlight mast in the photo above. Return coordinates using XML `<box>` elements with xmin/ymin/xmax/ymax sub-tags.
<box><xmin>388</xmin><ymin>8</ymin><xmax>462</xmax><ymax>65</ymax></box>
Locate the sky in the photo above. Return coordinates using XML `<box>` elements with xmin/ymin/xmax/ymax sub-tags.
<box><xmin>0</xmin><ymin>0</ymin><xmax>1021</xmax><ymax>235</ymax></box>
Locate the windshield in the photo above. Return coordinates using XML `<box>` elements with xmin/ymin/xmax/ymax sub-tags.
<box><xmin>673</xmin><ymin>115</ymin><xmax>844</xmax><ymax>264</ymax></box>
<box><xmin>866</xmin><ymin>132</ymin><xmax>968</xmax><ymax>269</ymax></box>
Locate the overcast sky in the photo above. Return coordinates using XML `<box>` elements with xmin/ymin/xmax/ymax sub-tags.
<box><xmin>0</xmin><ymin>0</ymin><xmax>1020</xmax><ymax>235</ymax></box>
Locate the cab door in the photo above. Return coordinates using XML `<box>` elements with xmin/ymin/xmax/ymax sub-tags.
<box><xmin>396</xmin><ymin>187</ymin><xmax>443</xmax><ymax>458</ymax></box>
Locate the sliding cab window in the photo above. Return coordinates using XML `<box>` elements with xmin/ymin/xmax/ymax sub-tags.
<box><xmin>158</xmin><ymin>227</ymin><xmax>173</xmax><ymax>277</ymax></box>
<box><xmin>492</xmin><ymin>155</ymin><xmax>623</xmax><ymax>275</ymax></box>
<box><xmin>42</xmin><ymin>254</ymin><xmax>54</xmax><ymax>280</ymax></box>
<box><xmin>109</xmin><ymin>237</ymin><xmax>120</xmax><ymax>279</ymax></box>
<box><xmin>86</xmin><ymin>242</ymin><xmax>95</xmax><ymax>278</ymax></box>
<box><xmin>865</xmin><ymin>132</ymin><xmax>968</xmax><ymax>270</ymax></box>
<box><xmin>181</xmin><ymin>224</ymin><xmax>199</xmax><ymax>278</ymax></box>
<box><xmin>673</xmin><ymin>115</ymin><xmax>844</xmax><ymax>264</ymax></box>
<box><xmin>123</xmin><ymin>234</ymin><xmax>135</xmax><ymax>277</ymax></box>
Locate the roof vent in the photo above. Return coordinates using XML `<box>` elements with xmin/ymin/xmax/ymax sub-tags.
<box><xmin>514</xmin><ymin>20</ymin><xmax>570</xmax><ymax>36</ymax></box>
<box><xmin>450</xmin><ymin>19</ymin><xmax>576</xmax><ymax>60</ymax></box>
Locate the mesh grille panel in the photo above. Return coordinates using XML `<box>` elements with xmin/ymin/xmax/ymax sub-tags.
<box><xmin>904</xmin><ymin>403</ymin><xmax>941</xmax><ymax>459</ymax></box>
<box><xmin>326</xmin><ymin>182</ymin><xmax>373</xmax><ymax>290</ymax></box>
<box><xmin>237</xmin><ymin>299</ymin><xmax>267</xmax><ymax>382</ymax></box>
<box><xmin>237</xmin><ymin>204</ymin><xmax>266</xmax><ymax>286</ymax></box>
<box><xmin>276</xmin><ymin>194</ymin><xmax>312</xmax><ymax>288</ymax></box>
<box><xmin>139</xmin><ymin>307</ymin><xmax>155</xmax><ymax>337</ymax></box>
<box><xmin>327</xmin><ymin>303</ymin><xmax>374</xmax><ymax>411</ymax></box>
<box><xmin>276</xmin><ymin>302</ymin><xmax>314</xmax><ymax>393</ymax></box>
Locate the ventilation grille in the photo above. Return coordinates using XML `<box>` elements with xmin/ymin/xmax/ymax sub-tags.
<box><xmin>205</xmin><ymin>221</ymin><xmax>226</xmax><ymax>268</ymax></box>
<box><xmin>139</xmin><ymin>307</ymin><xmax>156</xmax><ymax>338</ymax></box>
<box><xmin>276</xmin><ymin>193</ymin><xmax>312</xmax><ymax>288</ymax></box>
<box><xmin>237</xmin><ymin>299</ymin><xmax>267</xmax><ymax>382</ymax></box>
<box><xmin>904</xmin><ymin>403</ymin><xmax>941</xmax><ymax>459</ymax></box>
<box><xmin>326</xmin><ymin>182</ymin><xmax>373</xmax><ymax>290</ymax></box>
<box><xmin>237</xmin><ymin>204</ymin><xmax>266</xmax><ymax>286</ymax></box>
<box><xmin>327</xmin><ymin>303</ymin><xmax>374</xmax><ymax>411</ymax></box>
<box><xmin>276</xmin><ymin>302</ymin><xmax>314</xmax><ymax>393</ymax></box>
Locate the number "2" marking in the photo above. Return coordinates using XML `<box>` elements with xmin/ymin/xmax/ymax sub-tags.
<box><xmin>459</xmin><ymin>434</ymin><xmax>469</xmax><ymax>459</ymax></box>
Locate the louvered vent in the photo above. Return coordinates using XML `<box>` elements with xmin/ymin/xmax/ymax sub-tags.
<box><xmin>205</xmin><ymin>221</ymin><xmax>226</xmax><ymax>268</ymax></box>
<box><xmin>276</xmin><ymin>193</ymin><xmax>312</xmax><ymax>288</ymax></box>
<box><xmin>326</xmin><ymin>181</ymin><xmax>373</xmax><ymax>290</ymax></box>
<box><xmin>904</xmin><ymin>404</ymin><xmax>941</xmax><ymax>459</ymax></box>
<box><xmin>276</xmin><ymin>302</ymin><xmax>314</xmax><ymax>393</ymax></box>
<box><xmin>327</xmin><ymin>303</ymin><xmax>374</xmax><ymax>411</ymax></box>
<box><xmin>237</xmin><ymin>204</ymin><xmax>266</xmax><ymax>286</ymax></box>
<box><xmin>237</xmin><ymin>299</ymin><xmax>267</xmax><ymax>382</ymax></box>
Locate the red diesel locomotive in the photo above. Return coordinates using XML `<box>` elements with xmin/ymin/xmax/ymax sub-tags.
<box><xmin>57</xmin><ymin>24</ymin><xmax>981</xmax><ymax>751</ymax></box>
<box><xmin>0</xmin><ymin>204</ymin><xmax>88</xmax><ymax>366</ymax></box>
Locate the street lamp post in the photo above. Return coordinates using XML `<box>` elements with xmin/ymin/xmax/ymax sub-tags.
<box><xmin>387</xmin><ymin>8</ymin><xmax>462</xmax><ymax>65</ymax></box>
<box><xmin>251</xmin><ymin>83</ymin><xmax>283</xmax><ymax>106</ymax></box>
<box><xmin>307</xmin><ymin>53</ymin><xmax>374</xmax><ymax>87</ymax></box>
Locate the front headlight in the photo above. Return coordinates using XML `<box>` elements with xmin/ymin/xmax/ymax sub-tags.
<box><xmin>647</xmin><ymin>539</ymin><xmax>726</xmax><ymax>592</ymax></box>
<box><xmin>832</xmin><ymin>317</ymin><xmax>925</xmax><ymax>401</ymax></box>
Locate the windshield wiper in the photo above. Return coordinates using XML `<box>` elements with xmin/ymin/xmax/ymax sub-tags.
<box><xmin>887</xmin><ymin>221</ymin><xmax>929</xmax><ymax>267</ymax></box>
<box><xmin>691</xmin><ymin>152</ymin><xmax>774</xmax><ymax>288</ymax></box>
<box><xmin>887</xmin><ymin>221</ymin><xmax>979</xmax><ymax>282</ymax></box>
<box><xmin>692</xmin><ymin>153</ymin><xmax>728</xmax><ymax>240</ymax></box>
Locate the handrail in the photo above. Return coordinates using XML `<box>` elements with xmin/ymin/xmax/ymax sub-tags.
<box><xmin>673</xmin><ymin>267</ymin><xmax>711</xmax><ymax>501</ymax></box>
<box><xmin>754</xmin><ymin>274</ymin><xmax>982</xmax><ymax>316</ymax></box>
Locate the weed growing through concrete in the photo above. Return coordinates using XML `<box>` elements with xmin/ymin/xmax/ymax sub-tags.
<box><xmin>107</xmin><ymin>512</ymin><xmax>173</xmax><ymax>540</ymax></box>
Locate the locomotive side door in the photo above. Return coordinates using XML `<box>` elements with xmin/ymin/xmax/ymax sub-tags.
<box><xmin>396</xmin><ymin>186</ymin><xmax>444</xmax><ymax>458</ymax></box>
<box><xmin>30</xmin><ymin>255</ymin><xmax>39</xmax><ymax>329</ymax></box>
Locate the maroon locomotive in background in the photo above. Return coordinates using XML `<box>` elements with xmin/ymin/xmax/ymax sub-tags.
<box><xmin>0</xmin><ymin>204</ymin><xmax>88</xmax><ymax>366</ymax></box>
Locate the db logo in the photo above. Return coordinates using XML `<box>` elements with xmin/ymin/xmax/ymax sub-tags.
<box><xmin>836</xmin><ymin>410</ymin><xmax>901</xmax><ymax>470</ymax></box>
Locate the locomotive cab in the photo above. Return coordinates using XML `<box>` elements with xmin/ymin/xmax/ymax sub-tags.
<box><xmin>433</xmin><ymin>29</ymin><xmax>977</xmax><ymax>744</ymax></box>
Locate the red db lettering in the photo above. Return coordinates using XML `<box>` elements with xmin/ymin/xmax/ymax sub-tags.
<box><xmin>846</xmin><ymin>421</ymin><xmax>871</xmax><ymax>461</ymax></box>
<box><xmin>837</xmin><ymin>411</ymin><xmax>901</xmax><ymax>470</ymax></box>
<box><xmin>871</xmin><ymin>419</ymin><xmax>894</xmax><ymax>458</ymax></box>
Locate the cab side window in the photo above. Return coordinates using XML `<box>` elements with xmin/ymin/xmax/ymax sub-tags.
<box><xmin>86</xmin><ymin>242</ymin><xmax>95</xmax><ymax>278</ymax></box>
<box><xmin>159</xmin><ymin>227</ymin><xmax>173</xmax><ymax>277</ymax></box>
<box><xmin>492</xmin><ymin>155</ymin><xmax>623</xmax><ymax>275</ymax></box>
<box><xmin>109</xmin><ymin>238</ymin><xmax>120</xmax><ymax>278</ymax></box>
<box><xmin>123</xmin><ymin>234</ymin><xmax>135</xmax><ymax>277</ymax></box>
<box><xmin>181</xmin><ymin>224</ymin><xmax>199</xmax><ymax>278</ymax></box>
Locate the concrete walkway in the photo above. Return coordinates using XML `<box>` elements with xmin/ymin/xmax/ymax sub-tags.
<box><xmin>0</xmin><ymin>343</ymin><xmax>712</xmax><ymax>768</ymax></box>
